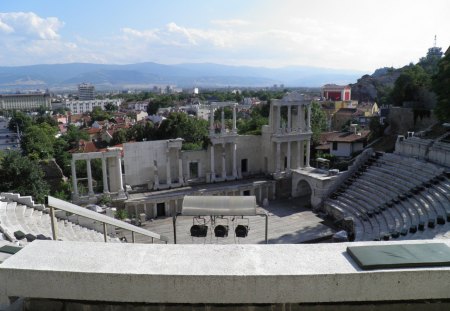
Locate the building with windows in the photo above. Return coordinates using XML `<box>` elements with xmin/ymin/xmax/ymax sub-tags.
<box><xmin>64</xmin><ymin>99</ymin><xmax>122</xmax><ymax>114</ymax></box>
<box><xmin>78</xmin><ymin>83</ymin><xmax>95</xmax><ymax>100</ymax></box>
<box><xmin>0</xmin><ymin>93</ymin><xmax>51</xmax><ymax>111</ymax></box>
<box><xmin>322</xmin><ymin>84</ymin><xmax>352</xmax><ymax>101</ymax></box>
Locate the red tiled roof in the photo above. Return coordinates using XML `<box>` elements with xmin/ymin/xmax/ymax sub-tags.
<box><xmin>326</xmin><ymin>130</ymin><xmax>370</xmax><ymax>143</ymax></box>
<box><xmin>85</xmin><ymin>127</ymin><xmax>102</xmax><ymax>135</ymax></box>
<box><xmin>335</xmin><ymin>108</ymin><xmax>357</xmax><ymax>115</ymax></box>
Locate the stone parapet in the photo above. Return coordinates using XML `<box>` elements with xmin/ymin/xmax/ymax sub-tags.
<box><xmin>1</xmin><ymin>240</ymin><xmax>450</xmax><ymax>305</ymax></box>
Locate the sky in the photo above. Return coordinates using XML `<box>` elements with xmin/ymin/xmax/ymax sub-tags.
<box><xmin>0</xmin><ymin>0</ymin><xmax>449</xmax><ymax>72</ymax></box>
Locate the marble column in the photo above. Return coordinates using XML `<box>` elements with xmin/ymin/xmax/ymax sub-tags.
<box><xmin>276</xmin><ymin>142</ymin><xmax>281</xmax><ymax>173</ymax></box>
<box><xmin>116</xmin><ymin>154</ymin><xmax>125</xmax><ymax>195</ymax></box>
<box><xmin>71</xmin><ymin>158</ymin><xmax>79</xmax><ymax>199</ymax></box>
<box><xmin>151</xmin><ymin>203</ymin><xmax>157</xmax><ymax>218</ymax></box>
<box><xmin>297</xmin><ymin>105</ymin><xmax>301</xmax><ymax>132</ymax></box>
<box><xmin>232</xmin><ymin>105</ymin><xmax>237</xmax><ymax>133</ymax></box>
<box><xmin>221</xmin><ymin>108</ymin><xmax>225</xmax><ymax>134</ymax></box>
<box><xmin>276</xmin><ymin>106</ymin><xmax>281</xmax><ymax>133</ymax></box>
<box><xmin>178</xmin><ymin>152</ymin><xmax>183</xmax><ymax>185</ymax></box>
<box><xmin>221</xmin><ymin>144</ymin><xmax>226</xmax><ymax>179</ymax></box>
<box><xmin>153</xmin><ymin>160</ymin><xmax>159</xmax><ymax>189</ymax></box>
<box><xmin>287</xmin><ymin>105</ymin><xmax>291</xmax><ymax>132</ymax></box>
<box><xmin>307</xmin><ymin>105</ymin><xmax>311</xmax><ymax>130</ymax></box>
<box><xmin>232</xmin><ymin>142</ymin><xmax>237</xmax><ymax>178</ymax></box>
<box><xmin>209</xmin><ymin>105</ymin><xmax>215</xmax><ymax>135</ymax></box>
<box><xmin>86</xmin><ymin>159</ymin><xmax>94</xmax><ymax>196</ymax></box>
<box><xmin>287</xmin><ymin>141</ymin><xmax>291</xmax><ymax>171</ymax></box>
<box><xmin>306</xmin><ymin>140</ymin><xmax>311</xmax><ymax>167</ymax></box>
<box><xmin>101</xmin><ymin>156</ymin><xmax>109</xmax><ymax>193</ymax></box>
<box><xmin>301</xmin><ymin>105</ymin><xmax>306</xmax><ymax>131</ymax></box>
<box><xmin>298</xmin><ymin>141</ymin><xmax>304</xmax><ymax>168</ymax></box>
<box><xmin>166</xmin><ymin>150</ymin><xmax>171</xmax><ymax>186</ymax></box>
<box><xmin>210</xmin><ymin>144</ymin><xmax>215</xmax><ymax>182</ymax></box>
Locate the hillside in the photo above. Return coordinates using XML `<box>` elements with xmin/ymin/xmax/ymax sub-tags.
<box><xmin>0</xmin><ymin>62</ymin><xmax>365</xmax><ymax>90</ymax></box>
<box><xmin>350</xmin><ymin>67</ymin><xmax>402</xmax><ymax>103</ymax></box>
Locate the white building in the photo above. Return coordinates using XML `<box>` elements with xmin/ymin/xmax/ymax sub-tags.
<box><xmin>64</xmin><ymin>99</ymin><xmax>122</xmax><ymax>114</ymax></box>
<box><xmin>0</xmin><ymin>93</ymin><xmax>51</xmax><ymax>111</ymax></box>
<box><xmin>131</xmin><ymin>101</ymin><xmax>149</xmax><ymax>111</ymax></box>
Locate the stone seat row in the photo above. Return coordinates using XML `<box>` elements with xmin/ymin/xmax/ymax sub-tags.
<box><xmin>0</xmin><ymin>199</ymin><xmax>119</xmax><ymax>245</ymax></box>
<box><xmin>325</xmin><ymin>152</ymin><xmax>450</xmax><ymax>241</ymax></box>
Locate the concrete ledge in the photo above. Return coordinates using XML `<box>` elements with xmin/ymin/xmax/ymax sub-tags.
<box><xmin>1</xmin><ymin>240</ymin><xmax>450</xmax><ymax>304</ymax></box>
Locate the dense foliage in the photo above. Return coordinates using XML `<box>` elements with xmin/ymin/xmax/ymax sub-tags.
<box><xmin>0</xmin><ymin>151</ymin><xmax>49</xmax><ymax>203</ymax></box>
<box><xmin>432</xmin><ymin>51</ymin><xmax>450</xmax><ymax>122</ymax></box>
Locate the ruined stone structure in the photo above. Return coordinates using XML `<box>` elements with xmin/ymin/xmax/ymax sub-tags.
<box><xmin>70</xmin><ymin>92</ymin><xmax>340</xmax><ymax>213</ymax></box>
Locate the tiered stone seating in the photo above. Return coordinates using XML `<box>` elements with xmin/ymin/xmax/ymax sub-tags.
<box><xmin>324</xmin><ymin>152</ymin><xmax>450</xmax><ymax>241</ymax></box>
<box><xmin>0</xmin><ymin>197</ymin><xmax>120</xmax><ymax>245</ymax></box>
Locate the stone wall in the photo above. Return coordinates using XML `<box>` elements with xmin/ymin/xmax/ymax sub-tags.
<box><xmin>2</xmin><ymin>240</ymin><xmax>450</xmax><ymax>307</ymax></box>
<box><xmin>388</xmin><ymin>107</ymin><xmax>437</xmax><ymax>135</ymax></box>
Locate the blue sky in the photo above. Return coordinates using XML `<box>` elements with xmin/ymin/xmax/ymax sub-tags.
<box><xmin>0</xmin><ymin>0</ymin><xmax>449</xmax><ymax>72</ymax></box>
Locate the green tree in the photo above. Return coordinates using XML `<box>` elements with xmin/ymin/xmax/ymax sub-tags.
<box><xmin>156</xmin><ymin>112</ymin><xmax>208</xmax><ymax>146</ymax></box>
<box><xmin>8</xmin><ymin>111</ymin><xmax>33</xmax><ymax>132</ymax></box>
<box><xmin>432</xmin><ymin>51</ymin><xmax>450</xmax><ymax>122</ymax></box>
<box><xmin>147</xmin><ymin>96</ymin><xmax>172</xmax><ymax>115</ymax></box>
<box><xmin>111</xmin><ymin>128</ymin><xmax>127</xmax><ymax>145</ymax></box>
<box><xmin>391</xmin><ymin>64</ymin><xmax>432</xmax><ymax>107</ymax></box>
<box><xmin>104</xmin><ymin>102</ymin><xmax>118</xmax><ymax>112</ymax></box>
<box><xmin>310</xmin><ymin>101</ymin><xmax>327</xmax><ymax>144</ymax></box>
<box><xmin>63</xmin><ymin>124</ymin><xmax>90</xmax><ymax>148</ymax></box>
<box><xmin>90</xmin><ymin>106</ymin><xmax>111</xmax><ymax>122</ymax></box>
<box><xmin>0</xmin><ymin>151</ymin><xmax>50</xmax><ymax>203</ymax></box>
<box><xmin>214</xmin><ymin>107</ymin><xmax>233</xmax><ymax>121</ymax></box>
<box><xmin>126</xmin><ymin>122</ymin><xmax>146</xmax><ymax>141</ymax></box>
<box><xmin>418</xmin><ymin>46</ymin><xmax>443</xmax><ymax>75</ymax></box>
<box><xmin>53</xmin><ymin>138</ymin><xmax>72</xmax><ymax>176</ymax></box>
<box><xmin>21</xmin><ymin>123</ymin><xmax>57</xmax><ymax>160</ymax></box>
<box><xmin>35</xmin><ymin>114</ymin><xmax>58</xmax><ymax>127</ymax></box>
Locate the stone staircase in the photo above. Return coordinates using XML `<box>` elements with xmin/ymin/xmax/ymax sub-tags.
<box><xmin>324</xmin><ymin>152</ymin><xmax>450</xmax><ymax>241</ymax></box>
<box><xmin>0</xmin><ymin>193</ymin><xmax>121</xmax><ymax>245</ymax></box>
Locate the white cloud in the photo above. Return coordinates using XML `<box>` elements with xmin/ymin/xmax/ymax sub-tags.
<box><xmin>1</xmin><ymin>2</ymin><xmax>449</xmax><ymax>72</ymax></box>
<box><xmin>0</xmin><ymin>12</ymin><xmax>63</xmax><ymax>40</ymax></box>
<box><xmin>121</xmin><ymin>27</ymin><xmax>159</xmax><ymax>40</ymax></box>
<box><xmin>0</xmin><ymin>19</ymin><xmax>14</xmax><ymax>33</ymax></box>
<box><xmin>210</xmin><ymin>19</ymin><xmax>250</xmax><ymax>27</ymax></box>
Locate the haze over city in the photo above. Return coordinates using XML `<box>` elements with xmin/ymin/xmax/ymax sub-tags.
<box><xmin>1</xmin><ymin>0</ymin><xmax>449</xmax><ymax>71</ymax></box>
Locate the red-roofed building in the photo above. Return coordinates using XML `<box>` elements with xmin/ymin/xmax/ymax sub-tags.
<box><xmin>322</xmin><ymin>84</ymin><xmax>351</xmax><ymax>101</ymax></box>
<box><xmin>324</xmin><ymin>130</ymin><xmax>370</xmax><ymax>157</ymax></box>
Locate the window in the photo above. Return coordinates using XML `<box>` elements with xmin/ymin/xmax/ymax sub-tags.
<box><xmin>189</xmin><ymin>162</ymin><xmax>199</xmax><ymax>179</ymax></box>
<box><xmin>241</xmin><ymin>159</ymin><xmax>248</xmax><ymax>173</ymax></box>
<box><xmin>332</xmin><ymin>142</ymin><xmax>338</xmax><ymax>150</ymax></box>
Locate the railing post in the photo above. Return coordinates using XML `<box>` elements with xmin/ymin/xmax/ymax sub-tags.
<box><xmin>173</xmin><ymin>215</ymin><xmax>177</xmax><ymax>244</ymax></box>
<box><xmin>131</xmin><ymin>231</ymin><xmax>135</xmax><ymax>243</ymax></box>
<box><xmin>49</xmin><ymin>206</ymin><xmax>58</xmax><ymax>241</ymax></box>
<box><xmin>265</xmin><ymin>214</ymin><xmax>268</xmax><ymax>244</ymax></box>
<box><xmin>103</xmin><ymin>222</ymin><xmax>107</xmax><ymax>243</ymax></box>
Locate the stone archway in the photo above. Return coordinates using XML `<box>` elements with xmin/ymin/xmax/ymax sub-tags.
<box><xmin>296</xmin><ymin>180</ymin><xmax>312</xmax><ymax>207</ymax></box>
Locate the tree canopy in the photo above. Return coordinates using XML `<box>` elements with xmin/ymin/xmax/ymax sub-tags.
<box><xmin>20</xmin><ymin>123</ymin><xmax>57</xmax><ymax>160</ymax></box>
<box><xmin>391</xmin><ymin>64</ymin><xmax>433</xmax><ymax>107</ymax></box>
<box><xmin>8</xmin><ymin>111</ymin><xmax>33</xmax><ymax>132</ymax></box>
<box><xmin>432</xmin><ymin>51</ymin><xmax>450</xmax><ymax>122</ymax></box>
<box><xmin>157</xmin><ymin>112</ymin><xmax>208</xmax><ymax>145</ymax></box>
<box><xmin>90</xmin><ymin>106</ymin><xmax>111</xmax><ymax>122</ymax></box>
<box><xmin>310</xmin><ymin>101</ymin><xmax>328</xmax><ymax>144</ymax></box>
<box><xmin>0</xmin><ymin>151</ymin><xmax>49</xmax><ymax>203</ymax></box>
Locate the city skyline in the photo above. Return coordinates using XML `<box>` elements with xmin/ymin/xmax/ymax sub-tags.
<box><xmin>0</xmin><ymin>0</ymin><xmax>449</xmax><ymax>72</ymax></box>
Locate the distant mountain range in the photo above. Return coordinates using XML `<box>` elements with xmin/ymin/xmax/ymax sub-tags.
<box><xmin>0</xmin><ymin>62</ymin><xmax>366</xmax><ymax>90</ymax></box>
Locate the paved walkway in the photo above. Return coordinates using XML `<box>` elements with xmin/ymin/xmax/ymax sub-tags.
<box><xmin>119</xmin><ymin>198</ymin><xmax>335</xmax><ymax>244</ymax></box>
